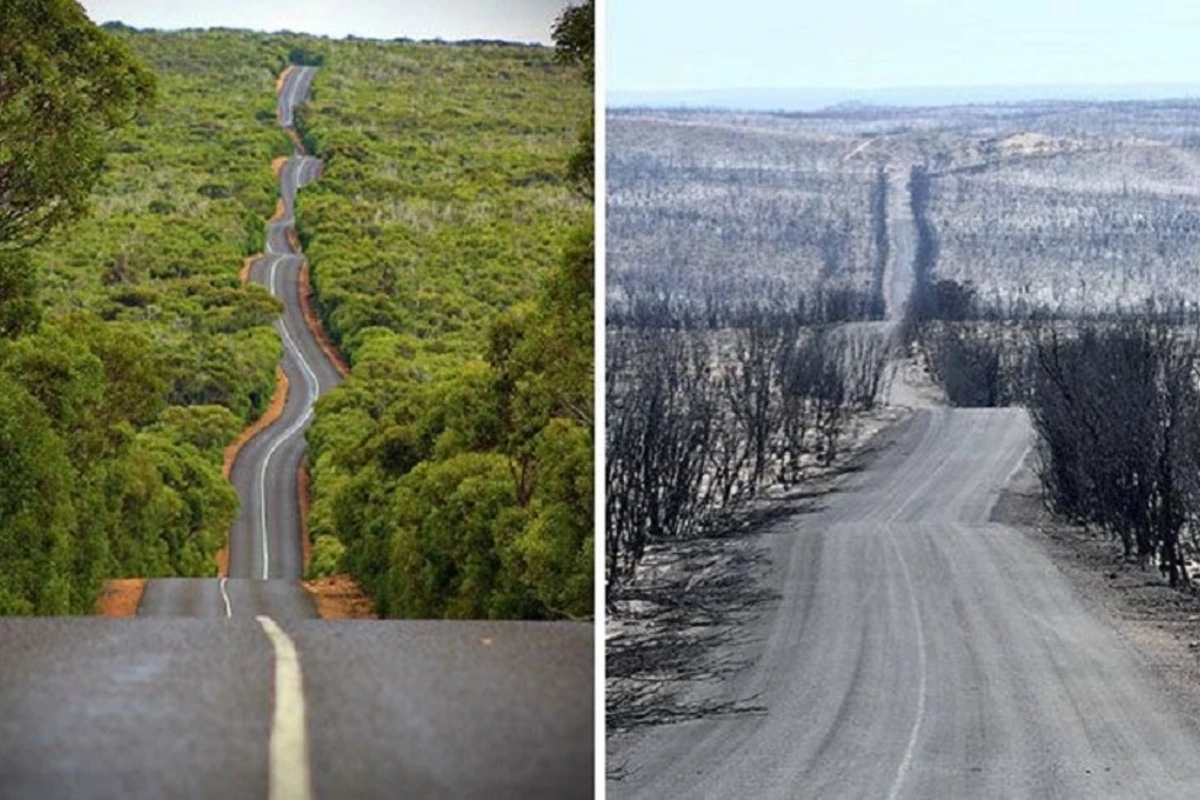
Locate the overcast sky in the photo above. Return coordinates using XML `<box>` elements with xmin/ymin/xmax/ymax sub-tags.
<box><xmin>608</xmin><ymin>0</ymin><xmax>1200</xmax><ymax>92</ymax></box>
<box><xmin>81</xmin><ymin>0</ymin><xmax>569</xmax><ymax>44</ymax></box>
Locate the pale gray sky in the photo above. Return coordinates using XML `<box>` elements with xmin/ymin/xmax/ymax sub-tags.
<box><xmin>81</xmin><ymin>0</ymin><xmax>569</xmax><ymax>44</ymax></box>
<box><xmin>610</xmin><ymin>0</ymin><xmax>1200</xmax><ymax>92</ymax></box>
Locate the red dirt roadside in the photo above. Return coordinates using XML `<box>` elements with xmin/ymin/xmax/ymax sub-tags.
<box><xmin>215</xmin><ymin>365</ymin><xmax>290</xmax><ymax>577</ymax></box>
<box><xmin>303</xmin><ymin>575</ymin><xmax>377</xmax><ymax>619</ymax></box>
<box><xmin>94</xmin><ymin>579</ymin><xmax>147</xmax><ymax>617</ymax></box>
<box><xmin>298</xmin><ymin>258</ymin><xmax>351</xmax><ymax>378</ymax></box>
<box><xmin>274</xmin><ymin>65</ymin><xmax>295</xmax><ymax>105</ymax></box>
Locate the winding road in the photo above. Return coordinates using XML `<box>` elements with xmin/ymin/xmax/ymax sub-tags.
<box><xmin>610</xmin><ymin>408</ymin><xmax>1200</xmax><ymax>798</ymax></box>
<box><xmin>141</xmin><ymin>66</ymin><xmax>335</xmax><ymax>618</ymax></box>
<box><xmin>229</xmin><ymin>65</ymin><xmax>337</xmax><ymax>585</ymax></box>
<box><xmin>0</xmin><ymin>67</ymin><xmax>594</xmax><ymax>798</ymax></box>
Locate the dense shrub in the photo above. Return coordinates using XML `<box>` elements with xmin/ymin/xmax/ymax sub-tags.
<box><xmin>298</xmin><ymin>27</ymin><xmax>594</xmax><ymax>618</ymax></box>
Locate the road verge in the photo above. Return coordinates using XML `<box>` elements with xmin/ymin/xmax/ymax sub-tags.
<box><xmin>302</xmin><ymin>576</ymin><xmax>377</xmax><ymax>619</ymax></box>
<box><xmin>298</xmin><ymin>458</ymin><xmax>313</xmax><ymax>572</ymax></box>
<box><xmin>607</xmin><ymin>405</ymin><xmax>913</xmax><ymax>748</ymax></box>
<box><xmin>297</xmin><ymin>457</ymin><xmax>376</xmax><ymax>617</ymax></box>
<box><xmin>285</xmin><ymin>213</ymin><xmax>349</xmax><ymax>377</ymax></box>
<box><xmin>217</xmin><ymin>365</ymin><xmax>290</xmax><ymax>576</ymax></box>
<box><xmin>298</xmin><ymin>258</ymin><xmax>350</xmax><ymax>378</ymax></box>
<box><xmin>94</xmin><ymin>578</ymin><xmax>148</xmax><ymax>617</ymax></box>
<box><xmin>992</xmin><ymin>454</ymin><xmax>1200</xmax><ymax>719</ymax></box>
<box><xmin>274</xmin><ymin>65</ymin><xmax>295</xmax><ymax>112</ymax></box>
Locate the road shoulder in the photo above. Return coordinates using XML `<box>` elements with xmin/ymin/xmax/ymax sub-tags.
<box><xmin>94</xmin><ymin>578</ymin><xmax>147</xmax><ymax>616</ymax></box>
<box><xmin>607</xmin><ymin>406</ymin><xmax>918</xmax><ymax>773</ymax></box>
<box><xmin>992</xmin><ymin>450</ymin><xmax>1200</xmax><ymax>719</ymax></box>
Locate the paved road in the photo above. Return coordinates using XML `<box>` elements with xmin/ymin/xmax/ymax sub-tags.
<box><xmin>139</xmin><ymin>578</ymin><xmax>319</xmax><ymax>619</ymax></box>
<box><xmin>610</xmin><ymin>407</ymin><xmax>1200</xmax><ymax>798</ymax></box>
<box><xmin>231</xmin><ymin>65</ymin><xmax>337</xmax><ymax>583</ymax></box>
<box><xmin>888</xmin><ymin>165</ymin><xmax>912</xmax><ymax>326</ymax></box>
<box><xmin>0</xmin><ymin>618</ymin><xmax>593</xmax><ymax>798</ymax></box>
<box><xmin>16</xmin><ymin>66</ymin><xmax>595</xmax><ymax>798</ymax></box>
<box><xmin>141</xmin><ymin>66</ymin><xmax>335</xmax><ymax>616</ymax></box>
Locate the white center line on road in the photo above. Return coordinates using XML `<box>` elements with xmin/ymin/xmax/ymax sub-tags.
<box><xmin>883</xmin><ymin>528</ymin><xmax>927</xmax><ymax>800</ymax></box>
<box><xmin>219</xmin><ymin>577</ymin><xmax>232</xmax><ymax>618</ymax></box>
<box><xmin>256</xmin><ymin>256</ymin><xmax>323</xmax><ymax>580</ymax></box>
<box><xmin>278</xmin><ymin>309</ymin><xmax>322</xmax><ymax>398</ymax></box>
<box><xmin>283</xmin><ymin>68</ymin><xmax>309</xmax><ymax>134</ymax></box>
<box><xmin>252</xmin><ymin>71</ymin><xmax>327</xmax><ymax>582</ymax></box>
<box><xmin>257</xmin><ymin>615</ymin><xmax>312</xmax><ymax>800</ymax></box>
<box><xmin>283</xmin><ymin>70</ymin><xmax>298</xmax><ymax>128</ymax></box>
<box><xmin>881</xmin><ymin>411</ymin><xmax>983</xmax><ymax>800</ymax></box>
<box><xmin>256</xmin><ymin>373</ymin><xmax>315</xmax><ymax>580</ymax></box>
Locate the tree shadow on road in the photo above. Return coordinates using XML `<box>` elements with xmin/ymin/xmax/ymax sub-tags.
<box><xmin>606</xmin><ymin>533</ymin><xmax>775</xmax><ymax>757</ymax></box>
<box><xmin>605</xmin><ymin>409</ymin><xmax>915</xmax><ymax>780</ymax></box>
<box><xmin>605</xmin><ymin>494</ymin><xmax>826</xmax><ymax>768</ymax></box>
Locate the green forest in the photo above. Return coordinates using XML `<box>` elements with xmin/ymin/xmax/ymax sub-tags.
<box><xmin>1</xmin><ymin>5</ymin><xmax>314</xmax><ymax>613</ymax></box>
<box><xmin>295</xmin><ymin>14</ymin><xmax>594</xmax><ymax>618</ymax></box>
<box><xmin>0</xmin><ymin>1</ymin><xmax>593</xmax><ymax>618</ymax></box>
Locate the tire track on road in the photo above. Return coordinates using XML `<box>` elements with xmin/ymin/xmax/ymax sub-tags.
<box><xmin>612</xmin><ymin>408</ymin><xmax>1200</xmax><ymax>798</ymax></box>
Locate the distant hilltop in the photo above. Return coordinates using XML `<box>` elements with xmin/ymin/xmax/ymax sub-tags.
<box><xmin>609</xmin><ymin>83</ymin><xmax>1200</xmax><ymax>111</ymax></box>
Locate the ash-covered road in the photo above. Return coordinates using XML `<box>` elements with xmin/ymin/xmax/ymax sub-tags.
<box><xmin>610</xmin><ymin>407</ymin><xmax>1200</xmax><ymax>798</ymax></box>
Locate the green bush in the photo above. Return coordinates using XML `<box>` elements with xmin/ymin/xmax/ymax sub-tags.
<box><xmin>307</xmin><ymin>534</ymin><xmax>347</xmax><ymax>579</ymax></box>
<box><xmin>298</xmin><ymin>37</ymin><xmax>594</xmax><ymax>619</ymax></box>
<box><xmin>1</xmin><ymin>26</ymin><xmax>325</xmax><ymax>611</ymax></box>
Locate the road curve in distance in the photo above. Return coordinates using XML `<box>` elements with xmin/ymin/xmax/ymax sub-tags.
<box><xmin>141</xmin><ymin>66</ymin><xmax>336</xmax><ymax>617</ymax></box>
<box><xmin>32</xmin><ymin>63</ymin><xmax>599</xmax><ymax>799</ymax></box>
<box><xmin>228</xmin><ymin>64</ymin><xmax>340</xmax><ymax>583</ymax></box>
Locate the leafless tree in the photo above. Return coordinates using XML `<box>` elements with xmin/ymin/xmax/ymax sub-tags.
<box><xmin>1028</xmin><ymin>317</ymin><xmax>1200</xmax><ymax>586</ymax></box>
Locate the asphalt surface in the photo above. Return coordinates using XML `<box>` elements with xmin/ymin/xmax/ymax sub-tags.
<box><xmin>884</xmin><ymin>172</ymin><xmax>915</xmax><ymax>324</ymax></box>
<box><xmin>139</xmin><ymin>578</ymin><xmax>319</xmax><ymax>619</ymax></box>
<box><xmin>0</xmin><ymin>618</ymin><xmax>593</xmax><ymax>798</ymax></box>
<box><xmin>230</xmin><ymin>64</ymin><xmax>338</xmax><ymax>583</ymax></box>
<box><xmin>610</xmin><ymin>407</ymin><xmax>1200</xmax><ymax>798</ymax></box>
<box><xmin>141</xmin><ymin>65</ymin><xmax>335</xmax><ymax>616</ymax></box>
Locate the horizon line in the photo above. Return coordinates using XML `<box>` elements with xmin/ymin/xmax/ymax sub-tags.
<box><xmin>610</xmin><ymin>80</ymin><xmax>1200</xmax><ymax>95</ymax></box>
<box><xmin>93</xmin><ymin>19</ymin><xmax>552</xmax><ymax>46</ymax></box>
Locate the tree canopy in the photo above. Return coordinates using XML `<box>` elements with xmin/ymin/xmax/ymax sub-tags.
<box><xmin>0</xmin><ymin>22</ymin><xmax>297</xmax><ymax>612</ymax></box>
<box><xmin>553</xmin><ymin>1</ymin><xmax>594</xmax><ymax>198</ymax></box>
<box><xmin>0</xmin><ymin>0</ymin><xmax>156</xmax><ymax>250</ymax></box>
<box><xmin>295</xmin><ymin>30</ymin><xmax>594</xmax><ymax>619</ymax></box>
<box><xmin>552</xmin><ymin>1</ymin><xmax>594</xmax><ymax>85</ymax></box>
